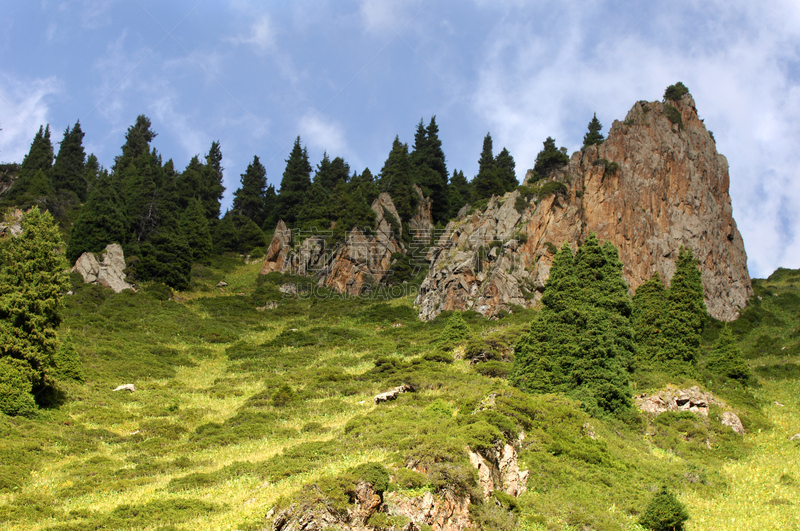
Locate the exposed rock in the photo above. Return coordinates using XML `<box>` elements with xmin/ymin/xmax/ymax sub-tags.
<box><xmin>279</xmin><ymin>283</ymin><xmax>297</xmax><ymax>296</ymax></box>
<box><xmin>72</xmin><ymin>243</ymin><xmax>132</xmax><ymax>293</ymax></box>
<box><xmin>416</xmin><ymin>94</ymin><xmax>751</xmax><ymax>321</ymax></box>
<box><xmin>721</xmin><ymin>411</ymin><xmax>745</xmax><ymax>435</ymax></box>
<box><xmin>0</xmin><ymin>209</ymin><xmax>23</xmax><ymax>238</ymax></box>
<box><xmin>385</xmin><ymin>490</ymin><xmax>471</xmax><ymax>531</ymax></box>
<box><xmin>374</xmin><ymin>384</ymin><xmax>413</xmax><ymax>404</ymax></box>
<box><xmin>635</xmin><ymin>386</ymin><xmax>718</xmax><ymax>417</ymax></box>
<box><xmin>261</xmin><ymin>220</ymin><xmax>293</xmax><ymax>275</ymax></box>
<box><xmin>468</xmin><ymin>442</ymin><xmax>529</xmax><ymax>498</ymax></box>
<box><xmin>113</xmin><ymin>384</ymin><xmax>136</xmax><ymax>392</ymax></box>
<box><xmin>271</xmin><ymin>481</ymin><xmax>388</xmax><ymax>531</ymax></box>
<box><xmin>790</xmin><ymin>434</ymin><xmax>800</xmax><ymax>442</ymax></box>
<box><xmin>216</xmin><ymin>281</ymin><xmax>228</xmax><ymax>288</ymax></box>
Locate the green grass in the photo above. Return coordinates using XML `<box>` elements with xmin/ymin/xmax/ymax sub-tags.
<box><xmin>0</xmin><ymin>261</ymin><xmax>798</xmax><ymax>530</ymax></box>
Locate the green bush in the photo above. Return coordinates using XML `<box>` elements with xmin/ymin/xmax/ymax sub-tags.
<box><xmin>663</xmin><ymin>82</ymin><xmax>689</xmax><ymax>101</ymax></box>
<box><xmin>664</xmin><ymin>105</ymin><xmax>684</xmax><ymax>129</ymax></box>
<box><xmin>350</xmin><ymin>462</ymin><xmax>390</xmax><ymax>493</ymax></box>
<box><xmin>54</xmin><ymin>331</ymin><xmax>83</xmax><ymax>382</ymax></box>
<box><xmin>0</xmin><ymin>357</ymin><xmax>37</xmax><ymax>417</ymax></box>
<box><xmin>272</xmin><ymin>384</ymin><xmax>297</xmax><ymax>407</ymax></box>
<box><xmin>439</xmin><ymin>312</ymin><xmax>471</xmax><ymax>345</ymax></box>
<box><xmin>638</xmin><ymin>486</ymin><xmax>689</xmax><ymax>531</ymax></box>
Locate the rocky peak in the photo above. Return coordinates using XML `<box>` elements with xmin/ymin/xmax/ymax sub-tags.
<box><xmin>416</xmin><ymin>93</ymin><xmax>751</xmax><ymax>321</ymax></box>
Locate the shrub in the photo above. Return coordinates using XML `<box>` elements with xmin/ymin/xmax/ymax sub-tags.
<box><xmin>664</xmin><ymin>105</ymin><xmax>684</xmax><ymax>129</ymax></box>
<box><xmin>350</xmin><ymin>462</ymin><xmax>390</xmax><ymax>493</ymax></box>
<box><xmin>663</xmin><ymin>82</ymin><xmax>689</xmax><ymax>101</ymax></box>
<box><xmin>272</xmin><ymin>384</ymin><xmax>297</xmax><ymax>407</ymax></box>
<box><xmin>638</xmin><ymin>486</ymin><xmax>689</xmax><ymax>531</ymax></box>
<box><xmin>439</xmin><ymin>312</ymin><xmax>471</xmax><ymax>345</ymax></box>
<box><xmin>0</xmin><ymin>357</ymin><xmax>37</xmax><ymax>417</ymax></box>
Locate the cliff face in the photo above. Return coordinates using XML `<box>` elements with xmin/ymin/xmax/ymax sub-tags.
<box><xmin>416</xmin><ymin>94</ymin><xmax>751</xmax><ymax>321</ymax></box>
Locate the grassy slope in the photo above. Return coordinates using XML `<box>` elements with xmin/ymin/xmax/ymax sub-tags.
<box><xmin>0</xmin><ymin>261</ymin><xmax>797</xmax><ymax>531</ymax></box>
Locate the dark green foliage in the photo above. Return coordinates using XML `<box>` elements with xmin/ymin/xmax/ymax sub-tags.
<box><xmin>0</xmin><ymin>357</ymin><xmax>37</xmax><ymax>417</ymax></box>
<box><xmin>472</xmin><ymin>133</ymin><xmax>511</xmax><ymax>201</ymax></box>
<box><xmin>511</xmin><ymin>236</ymin><xmax>634</xmax><ymax>419</ymax></box>
<box><xmin>131</xmin><ymin>230</ymin><xmax>192</xmax><ymax>291</ymax></box>
<box><xmin>67</xmin><ymin>172</ymin><xmax>126</xmax><ymax>262</ymax></box>
<box><xmin>350</xmin><ymin>462</ymin><xmax>390</xmax><ymax>492</ymax></box>
<box><xmin>531</xmin><ymin>137</ymin><xmax>570</xmax><ymax>182</ymax></box>
<box><xmin>272</xmin><ymin>384</ymin><xmax>297</xmax><ymax>407</ymax></box>
<box><xmin>330</xmin><ymin>180</ymin><xmax>376</xmax><ymax>240</ymax></box>
<box><xmin>662</xmin><ymin>247</ymin><xmax>706</xmax><ymax>365</ymax></box>
<box><xmin>179</xmin><ymin>198</ymin><xmax>213</xmax><ymax>263</ymax></box>
<box><xmin>313</xmin><ymin>152</ymin><xmax>350</xmax><ymax>191</ymax></box>
<box><xmin>276</xmin><ymin>137</ymin><xmax>312</xmax><ymax>225</ymax></box>
<box><xmin>664</xmin><ymin>105</ymin><xmax>684</xmax><ymax>129</ymax></box>
<box><xmin>197</xmin><ymin>141</ymin><xmax>226</xmax><ymax>222</ymax></box>
<box><xmin>494</xmin><ymin>147</ymin><xmax>518</xmax><ymax>193</ymax></box>
<box><xmin>379</xmin><ymin>136</ymin><xmax>416</xmax><ymax>221</ymax></box>
<box><xmin>439</xmin><ymin>312</ymin><xmax>471</xmax><ymax>345</ymax></box>
<box><xmin>236</xmin><ymin>216</ymin><xmax>266</xmax><ymax>254</ymax></box>
<box><xmin>583</xmin><ymin>113</ymin><xmax>605</xmax><ymax>148</ymax></box>
<box><xmin>664</xmin><ymin>82</ymin><xmax>689</xmax><ymax>102</ymax></box>
<box><xmin>6</xmin><ymin>125</ymin><xmax>54</xmax><ymax>204</ymax></box>
<box><xmin>231</xmin><ymin>155</ymin><xmax>269</xmax><ymax>226</ymax></box>
<box><xmin>51</xmin><ymin>122</ymin><xmax>87</xmax><ymax>200</ymax></box>
<box><xmin>411</xmin><ymin>117</ymin><xmax>449</xmax><ymax>223</ymax></box>
<box><xmin>706</xmin><ymin>326</ymin><xmax>751</xmax><ymax>383</ymax></box>
<box><xmin>447</xmin><ymin>169</ymin><xmax>471</xmax><ymax>219</ymax></box>
<box><xmin>213</xmin><ymin>214</ymin><xmax>239</xmax><ymax>254</ymax></box>
<box><xmin>638</xmin><ymin>486</ymin><xmax>689</xmax><ymax>531</ymax></box>
<box><xmin>632</xmin><ymin>272</ymin><xmax>668</xmax><ymax>368</ymax></box>
<box><xmin>296</xmin><ymin>182</ymin><xmax>332</xmax><ymax>231</ymax></box>
<box><xmin>53</xmin><ymin>331</ymin><xmax>83</xmax><ymax>382</ymax></box>
<box><xmin>0</xmin><ymin>208</ymin><xmax>70</xmax><ymax>403</ymax></box>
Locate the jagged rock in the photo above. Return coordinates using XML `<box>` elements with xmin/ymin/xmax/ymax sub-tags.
<box><xmin>113</xmin><ymin>384</ymin><xmax>136</xmax><ymax>392</ymax></box>
<box><xmin>216</xmin><ymin>281</ymin><xmax>228</xmax><ymax>288</ymax></box>
<box><xmin>261</xmin><ymin>220</ymin><xmax>293</xmax><ymax>275</ymax></box>
<box><xmin>72</xmin><ymin>243</ymin><xmax>132</xmax><ymax>293</ymax></box>
<box><xmin>789</xmin><ymin>434</ymin><xmax>800</xmax><ymax>441</ymax></box>
<box><xmin>385</xmin><ymin>490</ymin><xmax>471</xmax><ymax>531</ymax></box>
<box><xmin>635</xmin><ymin>386</ymin><xmax>718</xmax><ymax>417</ymax></box>
<box><xmin>469</xmin><ymin>442</ymin><xmax>529</xmax><ymax>498</ymax></box>
<box><xmin>721</xmin><ymin>411</ymin><xmax>745</xmax><ymax>435</ymax></box>
<box><xmin>416</xmin><ymin>94</ymin><xmax>751</xmax><ymax>321</ymax></box>
<box><xmin>279</xmin><ymin>283</ymin><xmax>297</xmax><ymax>296</ymax></box>
<box><xmin>374</xmin><ymin>384</ymin><xmax>412</xmax><ymax>404</ymax></box>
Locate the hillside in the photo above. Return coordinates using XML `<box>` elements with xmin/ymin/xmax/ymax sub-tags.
<box><xmin>0</xmin><ymin>258</ymin><xmax>798</xmax><ymax>530</ymax></box>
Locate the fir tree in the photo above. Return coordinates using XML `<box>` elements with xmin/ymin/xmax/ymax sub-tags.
<box><xmin>706</xmin><ymin>326</ymin><xmax>751</xmax><ymax>384</ymax></box>
<box><xmin>638</xmin><ymin>486</ymin><xmax>689</xmax><ymax>531</ymax></box>
<box><xmin>661</xmin><ymin>247</ymin><xmax>706</xmax><ymax>365</ymax></box>
<box><xmin>67</xmin><ymin>172</ymin><xmax>127</xmax><ymax>262</ymax></box>
<box><xmin>471</xmin><ymin>133</ymin><xmax>505</xmax><ymax>201</ymax></box>
<box><xmin>51</xmin><ymin>121</ymin><xmax>88</xmax><ymax>200</ymax></box>
<box><xmin>494</xmin><ymin>147</ymin><xmax>517</xmax><ymax>193</ymax></box>
<box><xmin>199</xmin><ymin>141</ymin><xmax>225</xmax><ymax>222</ymax></box>
<box><xmin>632</xmin><ymin>272</ymin><xmax>668</xmax><ymax>368</ymax></box>
<box><xmin>236</xmin><ymin>216</ymin><xmax>266</xmax><ymax>254</ymax></box>
<box><xmin>532</xmin><ymin>136</ymin><xmax>569</xmax><ymax>181</ymax></box>
<box><xmin>447</xmin><ymin>169</ymin><xmax>471</xmax><ymax>219</ymax></box>
<box><xmin>314</xmin><ymin>152</ymin><xmax>350</xmax><ymax>191</ymax></box>
<box><xmin>276</xmin><ymin>137</ymin><xmax>312</xmax><ymax>225</ymax></box>
<box><xmin>410</xmin><ymin>117</ymin><xmax>449</xmax><ymax>223</ymax></box>
<box><xmin>0</xmin><ymin>208</ymin><xmax>70</xmax><ymax>405</ymax></box>
<box><xmin>213</xmin><ymin>214</ymin><xmax>239</xmax><ymax>254</ymax></box>
<box><xmin>379</xmin><ymin>136</ymin><xmax>416</xmax><ymax>221</ymax></box>
<box><xmin>179</xmin><ymin>198</ymin><xmax>213</xmax><ymax>263</ymax></box>
<box><xmin>232</xmin><ymin>155</ymin><xmax>268</xmax><ymax>226</ymax></box>
<box><xmin>582</xmin><ymin>113</ymin><xmax>605</xmax><ymax>148</ymax></box>
<box><xmin>330</xmin><ymin>180</ymin><xmax>376</xmax><ymax>241</ymax></box>
<box><xmin>262</xmin><ymin>184</ymin><xmax>278</xmax><ymax>230</ymax></box>
<box><xmin>296</xmin><ymin>182</ymin><xmax>332</xmax><ymax>231</ymax></box>
<box><xmin>512</xmin><ymin>235</ymin><xmax>634</xmax><ymax>418</ymax></box>
<box><xmin>7</xmin><ymin>125</ymin><xmax>55</xmax><ymax>203</ymax></box>
<box><xmin>133</xmin><ymin>229</ymin><xmax>192</xmax><ymax>291</ymax></box>
<box><xmin>84</xmin><ymin>154</ymin><xmax>101</xmax><ymax>193</ymax></box>
<box><xmin>349</xmin><ymin>168</ymin><xmax>380</xmax><ymax>205</ymax></box>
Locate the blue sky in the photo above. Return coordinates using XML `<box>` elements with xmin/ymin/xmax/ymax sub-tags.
<box><xmin>1</xmin><ymin>0</ymin><xmax>799</xmax><ymax>278</ymax></box>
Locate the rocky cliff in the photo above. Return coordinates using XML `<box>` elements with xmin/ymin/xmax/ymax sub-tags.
<box><xmin>416</xmin><ymin>94</ymin><xmax>751</xmax><ymax>321</ymax></box>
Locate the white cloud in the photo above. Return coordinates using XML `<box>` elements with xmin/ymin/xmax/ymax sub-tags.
<box><xmin>232</xmin><ymin>14</ymin><xmax>276</xmax><ymax>51</ymax></box>
<box><xmin>359</xmin><ymin>0</ymin><xmax>419</xmax><ymax>34</ymax></box>
<box><xmin>150</xmin><ymin>90</ymin><xmax>205</xmax><ymax>160</ymax></box>
<box><xmin>0</xmin><ymin>72</ymin><xmax>60</xmax><ymax>163</ymax></box>
<box><xmin>299</xmin><ymin>110</ymin><xmax>348</xmax><ymax>157</ymax></box>
<box><xmin>470</xmin><ymin>2</ymin><xmax>800</xmax><ymax>277</ymax></box>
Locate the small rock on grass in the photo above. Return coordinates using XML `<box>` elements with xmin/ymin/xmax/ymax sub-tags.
<box><xmin>113</xmin><ymin>384</ymin><xmax>136</xmax><ymax>392</ymax></box>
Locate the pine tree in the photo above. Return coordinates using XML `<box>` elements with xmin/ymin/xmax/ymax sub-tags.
<box><xmin>51</xmin><ymin>121</ymin><xmax>88</xmax><ymax>200</ymax></box>
<box><xmin>314</xmin><ymin>152</ymin><xmax>350</xmax><ymax>191</ymax></box>
<box><xmin>296</xmin><ymin>182</ymin><xmax>332</xmax><ymax>231</ymax></box>
<box><xmin>706</xmin><ymin>326</ymin><xmax>751</xmax><ymax>384</ymax></box>
<box><xmin>133</xmin><ymin>229</ymin><xmax>192</xmax><ymax>291</ymax></box>
<box><xmin>232</xmin><ymin>155</ymin><xmax>268</xmax><ymax>226</ymax></box>
<box><xmin>531</xmin><ymin>136</ymin><xmax>569</xmax><ymax>181</ymax></box>
<box><xmin>512</xmin><ymin>235</ymin><xmax>634</xmax><ymax>418</ymax></box>
<box><xmin>84</xmin><ymin>154</ymin><xmax>101</xmax><ymax>193</ymax></box>
<box><xmin>349</xmin><ymin>168</ymin><xmax>380</xmax><ymax>206</ymax></box>
<box><xmin>262</xmin><ymin>184</ymin><xmax>278</xmax><ymax>230</ymax></box>
<box><xmin>661</xmin><ymin>247</ymin><xmax>706</xmax><ymax>364</ymax></box>
<box><xmin>410</xmin><ymin>117</ymin><xmax>449</xmax><ymax>223</ymax></box>
<box><xmin>0</xmin><ymin>208</ymin><xmax>70</xmax><ymax>406</ymax></box>
<box><xmin>236</xmin><ymin>216</ymin><xmax>266</xmax><ymax>254</ymax></box>
<box><xmin>494</xmin><ymin>147</ymin><xmax>517</xmax><ymax>193</ymax></box>
<box><xmin>379</xmin><ymin>136</ymin><xmax>416</xmax><ymax>221</ymax></box>
<box><xmin>276</xmin><ymin>137</ymin><xmax>312</xmax><ymax>225</ymax></box>
<box><xmin>582</xmin><ymin>113</ymin><xmax>604</xmax><ymax>148</ymax></box>
<box><xmin>213</xmin><ymin>214</ymin><xmax>239</xmax><ymax>254</ymax></box>
<box><xmin>67</xmin><ymin>172</ymin><xmax>127</xmax><ymax>262</ymax></box>
<box><xmin>331</xmin><ymin>180</ymin><xmax>376</xmax><ymax>241</ymax></box>
<box><xmin>179</xmin><ymin>198</ymin><xmax>213</xmax><ymax>263</ymax></box>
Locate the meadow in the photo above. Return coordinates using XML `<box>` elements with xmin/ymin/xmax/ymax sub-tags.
<box><xmin>0</xmin><ymin>258</ymin><xmax>798</xmax><ymax>531</ymax></box>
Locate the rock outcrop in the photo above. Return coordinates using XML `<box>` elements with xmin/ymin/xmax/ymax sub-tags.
<box><xmin>72</xmin><ymin>243</ymin><xmax>132</xmax><ymax>293</ymax></box>
<box><xmin>0</xmin><ymin>209</ymin><xmax>23</xmax><ymax>238</ymax></box>
<box><xmin>468</xmin><ymin>440</ymin><xmax>529</xmax><ymax>499</ymax></box>
<box><xmin>416</xmin><ymin>94</ymin><xmax>751</xmax><ymax>321</ymax></box>
<box><xmin>635</xmin><ymin>386</ymin><xmax>745</xmax><ymax>434</ymax></box>
<box><xmin>261</xmin><ymin>186</ymin><xmax>434</xmax><ymax>296</ymax></box>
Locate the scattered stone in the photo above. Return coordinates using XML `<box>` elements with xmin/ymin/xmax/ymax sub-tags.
<box><xmin>374</xmin><ymin>384</ymin><xmax>413</xmax><ymax>404</ymax></box>
<box><xmin>113</xmin><ymin>384</ymin><xmax>136</xmax><ymax>392</ymax></box>
<box><xmin>256</xmin><ymin>301</ymin><xmax>279</xmax><ymax>311</ymax></box>
<box><xmin>775</xmin><ymin>401</ymin><xmax>785</xmax><ymax>407</ymax></box>
<box><xmin>279</xmin><ymin>283</ymin><xmax>297</xmax><ymax>296</ymax></box>
<box><xmin>217</xmin><ymin>281</ymin><xmax>228</xmax><ymax>288</ymax></box>
<box><xmin>636</xmin><ymin>386</ymin><xmax>717</xmax><ymax>417</ymax></box>
<box><xmin>790</xmin><ymin>434</ymin><xmax>800</xmax><ymax>442</ymax></box>
<box><xmin>721</xmin><ymin>411</ymin><xmax>745</xmax><ymax>435</ymax></box>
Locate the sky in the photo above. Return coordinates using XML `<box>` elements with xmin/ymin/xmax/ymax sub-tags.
<box><xmin>0</xmin><ymin>0</ymin><xmax>799</xmax><ymax>279</ymax></box>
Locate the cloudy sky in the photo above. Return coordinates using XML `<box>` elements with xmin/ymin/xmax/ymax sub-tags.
<box><xmin>1</xmin><ymin>0</ymin><xmax>798</xmax><ymax>278</ymax></box>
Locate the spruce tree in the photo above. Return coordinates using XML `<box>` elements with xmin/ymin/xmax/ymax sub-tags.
<box><xmin>0</xmin><ymin>208</ymin><xmax>70</xmax><ymax>405</ymax></box>
<box><xmin>532</xmin><ymin>136</ymin><xmax>569</xmax><ymax>181</ymax></box>
<box><xmin>494</xmin><ymin>147</ymin><xmax>517</xmax><ymax>193</ymax></box>
<box><xmin>134</xmin><ymin>229</ymin><xmax>192</xmax><ymax>291</ymax></box>
<box><xmin>410</xmin><ymin>117</ymin><xmax>449</xmax><ymax>223</ymax></box>
<box><xmin>199</xmin><ymin>141</ymin><xmax>225</xmax><ymax>222</ymax></box>
<box><xmin>331</xmin><ymin>180</ymin><xmax>376</xmax><ymax>241</ymax></box>
<box><xmin>582</xmin><ymin>113</ymin><xmax>604</xmax><ymax>148</ymax></box>
<box><xmin>638</xmin><ymin>486</ymin><xmax>689</xmax><ymax>531</ymax></box>
<box><xmin>314</xmin><ymin>152</ymin><xmax>350</xmax><ymax>191</ymax></box>
<box><xmin>706</xmin><ymin>326</ymin><xmax>751</xmax><ymax>384</ymax></box>
<box><xmin>350</xmin><ymin>168</ymin><xmax>380</xmax><ymax>206</ymax></box>
<box><xmin>67</xmin><ymin>172</ymin><xmax>127</xmax><ymax>262</ymax></box>
<box><xmin>84</xmin><ymin>154</ymin><xmax>101</xmax><ymax>193</ymax></box>
<box><xmin>213</xmin><ymin>214</ymin><xmax>240</xmax><ymax>254</ymax></box>
<box><xmin>276</xmin><ymin>137</ymin><xmax>312</xmax><ymax>225</ymax></box>
<box><xmin>295</xmin><ymin>182</ymin><xmax>332</xmax><ymax>231</ymax></box>
<box><xmin>661</xmin><ymin>247</ymin><xmax>706</xmax><ymax>365</ymax></box>
<box><xmin>632</xmin><ymin>272</ymin><xmax>668</xmax><ymax>368</ymax></box>
<box><xmin>232</xmin><ymin>155</ymin><xmax>268</xmax><ymax>226</ymax></box>
<box><xmin>447</xmin><ymin>169</ymin><xmax>471</xmax><ymax>219</ymax></box>
<box><xmin>7</xmin><ymin>125</ymin><xmax>55</xmax><ymax>203</ymax></box>
<box><xmin>512</xmin><ymin>235</ymin><xmax>634</xmax><ymax>418</ymax></box>
<box><xmin>471</xmin><ymin>133</ymin><xmax>504</xmax><ymax>201</ymax></box>
<box><xmin>262</xmin><ymin>184</ymin><xmax>278</xmax><ymax>230</ymax></box>
<box><xmin>379</xmin><ymin>136</ymin><xmax>416</xmax><ymax>221</ymax></box>
<box><xmin>179</xmin><ymin>198</ymin><xmax>213</xmax><ymax>263</ymax></box>
<box><xmin>236</xmin><ymin>216</ymin><xmax>266</xmax><ymax>254</ymax></box>
<box><xmin>51</xmin><ymin>121</ymin><xmax>88</xmax><ymax>200</ymax></box>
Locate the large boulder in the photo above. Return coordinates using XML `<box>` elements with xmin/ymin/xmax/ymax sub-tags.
<box><xmin>72</xmin><ymin>243</ymin><xmax>132</xmax><ymax>293</ymax></box>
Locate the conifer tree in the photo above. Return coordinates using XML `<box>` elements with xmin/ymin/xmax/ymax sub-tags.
<box><xmin>512</xmin><ymin>235</ymin><xmax>634</xmax><ymax>418</ymax></box>
<box><xmin>51</xmin><ymin>121</ymin><xmax>88</xmax><ymax>200</ymax></box>
<box><xmin>276</xmin><ymin>137</ymin><xmax>312</xmax><ymax>225</ymax></box>
<box><xmin>661</xmin><ymin>247</ymin><xmax>706</xmax><ymax>364</ymax></box>
<box><xmin>179</xmin><ymin>198</ymin><xmax>213</xmax><ymax>263</ymax></box>
<box><xmin>582</xmin><ymin>113</ymin><xmax>604</xmax><ymax>148</ymax></box>
<box><xmin>262</xmin><ymin>184</ymin><xmax>278</xmax><ymax>230</ymax></box>
<box><xmin>706</xmin><ymin>326</ymin><xmax>751</xmax><ymax>384</ymax></box>
<box><xmin>471</xmin><ymin>133</ymin><xmax>504</xmax><ymax>201</ymax></box>
<box><xmin>134</xmin><ymin>229</ymin><xmax>192</xmax><ymax>290</ymax></box>
<box><xmin>314</xmin><ymin>152</ymin><xmax>350</xmax><ymax>191</ymax></box>
<box><xmin>198</xmin><ymin>141</ymin><xmax>225</xmax><ymax>222</ymax></box>
<box><xmin>410</xmin><ymin>117</ymin><xmax>449</xmax><ymax>223</ymax></box>
<box><xmin>0</xmin><ymin>208</ymin><xmax>70</xmax><ymax>406</ymax></box>
<box><xmin>232</xmin><ymin>155</ymin><xmax>268</xmax><ymax>226</ymax></box>
<box><xmin>236</xmin><ymin>216</ymin><xmax>266</xmax><ymax>254</ymax></box>
<box><xmin>213</xmin><ymin>214</ymin><xmax>239</xmax><ymax>254</ymax></box>
<box><xmin>447</xmin><ymin>169</ymin><xmax>471</xmax><ymax>219</ymax></box>
<box><xmin>330</xmin><ymin>180</ymin><xmax>376</xmax><ymax>240</ymax></box>
<box><xmin>7</xmin><ymin>125</ymin><xmax>55</xmax><ymax>202</ymax></box>
<box><xmin>296</xmin><ymin>182</ymin><xmax>332</xmax><ymax>231</ymax></box>
<box><xmin>379</xmin><ymin>136</ymin><xmax>416</xmax><ymax>221</ymax></box>
<box><xmin>632</xmin><ymin>272</ymin><xmax>668</xmax><ymax>367</ymax></box>
<box><xmin>350</xmin><ymin>168</ymin><xmax>380</xmax><ymax>205</ymax></box>
<box><xmin>84</xmin><ymin>154</ymin><xmax>101</xmax><ymax>193</ymax></box>
<box><xmin>532</xmin><ymin>136</ymin><xmax>569</xmax><ymax>181</ymax></box>
<box><xmin>67</xmin><ymin>172</ymin><xmax>127</xmax><ymax>262</ymax></box>
<box><xmin>494</xmin><ymin>147</ymin><xmax>517</xmax><ymax>193</ymax></box>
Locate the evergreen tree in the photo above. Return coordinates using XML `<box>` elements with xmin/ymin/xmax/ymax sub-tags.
<box><xmin>199</xmin><ymin>141</ymin><xmax>225</xmax><ymax>222</ymax></box>
<box><xmin>447</xmin><ymin>169</ymin><xmax>471</xmax><ymax>219</ymax></box>
<box><xmin>410</xmin><ymin>117</ymin><xmax>449</xmax><ymax>223</ymax></box>
<box><xmin>706</xmin><ymin>326</ymin><xmax>751</xmax><ymax>384</ymax></box>
<box><xmin>471</xmin><ymin>133</ymin><xmax>505</xmax><ymax>201</ymax></box>
<box><xmin>133</xmin><ymin>229</ymin><xmax>192</xmax><ymax>291</ymax></box>
<box><xmin>112</xmin><ymin>115</ymin><xmax>156</xmax><ymax>175</ymax></box>
<box><xmin>582</xmin><ymin>113</ymin><xmax>604</xmax><ymax>148</ymax></box>
<box><xmin>0</xmin><ymin>208</ymin><xmax>70</xmax><ymax>405</ymax></box>
<box><xmin>494</xmin><ymin>147</ymin><xmax>517</xmax><ymax>193</ymax></box>
<box><xmin>531</xmin><ymin>136</ymin><xmax>569</xmax><ymax>182</ymax></box>
<box><xmin>632</xmin><ymin>272</ymin><xmax>668</xmax><ymax>368</ymax></box>
<box><xmin>232</xmin><ymin>155</ymin><xmax>268</xmax><ymax>226</ymax></box>
<box><xmin>262</xmin><ymin>184</ymin><xmax>278</xmax><ymax>231</ymax></box>
<box><xmin>638</xmin><ymin>486</ymin><xmax>689</xmax><ymax>531</ymax></box>
<box><xmin>67</xmin><ymin>172</ymin><xmax>127</xmax><ymax>262</ymax></box>
<box><xmin>661</xmin><ymin>247</ymin><xmax>706</xmax><ymax>364</ymax></box>
<box><xmin>296</xmin><ymin>182</ymin><xmax>333</xmax><ymax>231</ymax></box>
<box><xmin>213</xmin><ymin>213</ymin><xmax>239</xmax><ymax>254</ymax></box>
<box><xmin>350</xmin><ymin>168</ymin><xmax>380</xmax><ymax>205</ymax></box>
<box><xmin>236</xmin><ymin>216</ymin><xmax>266</xmax><ymax>254</ymax></box>
<box><xmin>84</xmin><ymin>154</ymin><xmax>101</xmax><ymax>193</ymax></box>
<box><xmin>179</xmin><ymin>198</ymin><xmax>213</xmax><ymax>263</ymax></box>
<box><xmin>7</xmin><ymin>125</ymin><xmax>55</xmax><ymax>203</ymax></box>
<box><xmin>314</xmin><ymin>152</ymin><xmax>350</xmax><ymax>191</ymax></box>
<box><xmin>177</xmin><ymin>156</ymin><xmax>205</xmax><ymax>210</ymax></box>
<box><xmin>379</xmin><ymin>136</ymin><xmax>416</xmax><ymax>221</ymax></box>
<box><xmin>276</xmin><ymin>137</ymin><xmax>312</xmax><ymax>225</ymax></box>
<box><xmin>51</xmin><ymin>121</ymin><xmax>88</xmax><ymax>200</ymax></box>
<box><xmin>330</xmin><ymin>180</ymin><xmax>376</xmax><ymax>240</ymax></box>
<box><xmin>512</xmin><ymin>235</ymin><xmax>634</xmax><ymax>418</ymax></box>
